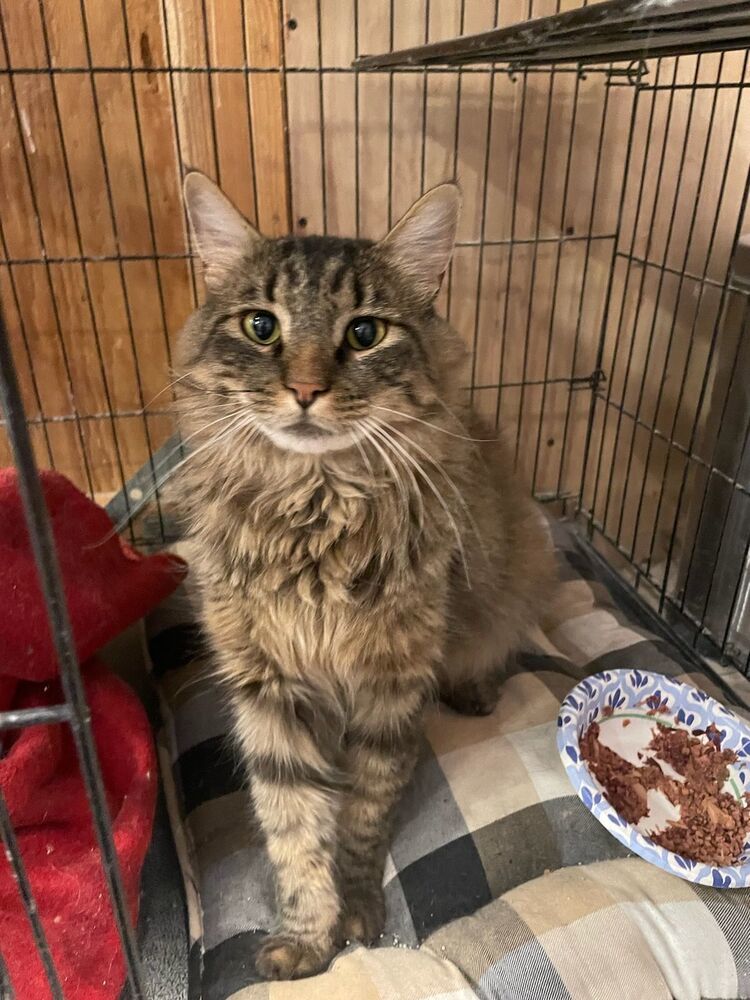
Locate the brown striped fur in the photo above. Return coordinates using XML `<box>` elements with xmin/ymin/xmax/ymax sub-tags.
<box><xmin>176</xmin><ymin>173</ymin><xmax>555</xmax><ymax>980</ymax></box>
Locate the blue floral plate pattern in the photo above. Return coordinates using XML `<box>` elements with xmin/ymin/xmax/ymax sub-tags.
<box><xmin>557</xmin><ymin>669</ymin><xmax>750</xmax><ymax>888</ymax></box>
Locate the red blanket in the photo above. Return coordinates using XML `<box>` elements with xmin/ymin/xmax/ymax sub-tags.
<box><xmin>0</xmin><ymin>469</ymin><xmax>186</xmax><ymax>999</ymax></box>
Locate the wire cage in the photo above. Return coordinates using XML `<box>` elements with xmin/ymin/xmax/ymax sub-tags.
<box><xmin>1</xmin><ymin>0</ymin><xmax>750</xmax><ymax>996</ymax></box>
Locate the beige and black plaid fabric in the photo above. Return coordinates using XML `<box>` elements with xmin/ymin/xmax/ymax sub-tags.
<box><xmin>147</xmin><ymin>522</ymin><xmax>750</xmax><ymax>1000</ymax></box>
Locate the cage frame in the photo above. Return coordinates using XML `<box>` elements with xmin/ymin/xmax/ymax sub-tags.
<box><xmin>1</xmin><ymin>0</ymin><xmax>750</xmax><ymax>996</ymax></box>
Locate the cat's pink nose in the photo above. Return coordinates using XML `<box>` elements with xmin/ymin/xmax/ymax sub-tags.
<box><xmin>285</xmin><ymin>381</ymin><xmax>329</xmax><ymax>410</ymax></box>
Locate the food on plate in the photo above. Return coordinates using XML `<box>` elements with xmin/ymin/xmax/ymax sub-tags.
<box><xmin>581</xmin><ymin>719</ymin><xmax>750</xmax><ymax>866</ymax></box>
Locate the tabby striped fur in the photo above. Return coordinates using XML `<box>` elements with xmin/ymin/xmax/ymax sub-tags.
<box><xmin>175</xmin><ymin>174</ymin><xmax>555</xmax><ymax>980</ymax></box>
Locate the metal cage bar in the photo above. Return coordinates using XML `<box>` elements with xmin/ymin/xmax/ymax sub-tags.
<box><xmin>0</xmin><ymin>791</ymin><xmax>64</xmax><ymax>999</ymax></box>
<box><xmin>0</xmin><ymin>307</ymin><xmax>146</xmax><ymax>999</ymax></box>
<box><xmin>353</xmin><ymin>3</ymin><xmax>750</xmax><ymax>676</ymax></box>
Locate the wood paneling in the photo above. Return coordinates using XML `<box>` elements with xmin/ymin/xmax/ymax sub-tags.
<box><xmin>0</xmin><ymin>0</ymin><xmax>291</xmax><ymax>505</ymax></box>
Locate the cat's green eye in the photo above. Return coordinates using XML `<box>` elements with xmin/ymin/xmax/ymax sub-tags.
<box><xmin>346</xmin><ymin>317</ymin><xmax>386</xmax><ymax>352</ymax></box>
<box><xmin>242</xmin><ymin>310</ymin><xmax>280</xmax><ymax>345</ymax></box>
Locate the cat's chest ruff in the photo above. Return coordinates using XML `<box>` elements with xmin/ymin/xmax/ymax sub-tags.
<box><xmin>222</xmin><ymin>474</ymin><xmax>412</xmax><ymax>603</ymax></box>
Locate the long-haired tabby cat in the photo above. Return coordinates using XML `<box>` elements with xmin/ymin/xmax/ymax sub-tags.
<box><xmin>176</xmin><ymin>172</ymin><xmax>555</xmax><ymax>980</ymax></box>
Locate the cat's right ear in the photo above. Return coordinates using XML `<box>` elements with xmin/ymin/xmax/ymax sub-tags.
<box><xmin>378</xmin><ymin>183</ymin><xmax>460</xmax><ymax>301</ymax></box>
<box><xmin>183</xmin><ymin>172</ymin><xmax>263</xmax><ymax>289</ymax></box>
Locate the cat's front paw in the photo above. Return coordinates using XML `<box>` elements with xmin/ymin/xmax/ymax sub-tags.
<box><xmin>255</xmin><ymin>933</ymin><xmax>336</xmax><ymax>980</ymax></box>
<box><xmin>341</xmin><ymin>885</ymin><xmax>385</xmax><ymax>945</ymax></box>
<box><xmin>441</xmin><ymin>677</ymin><xmax>499</xmax><ymax>716</ymax></box>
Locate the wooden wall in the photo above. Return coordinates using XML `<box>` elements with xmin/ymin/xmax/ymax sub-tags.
<box><xmin>1</xmin><ymin>0</ymin><xmax>748</xmax><ymax>604</ymax></box>
<box><xmin>0</xmin><ymin>0</ymin><xmax>621</xmax><ymax>501</ymax></box>
<box><xmin>0</xmin><ymin>0</ymin><xmax>291</xmax><ymax>505</ymax></box>
<box><xmin>281</xmin><ymin>0</ymin><xmax>631</xmax><ymax>505</ymax></box>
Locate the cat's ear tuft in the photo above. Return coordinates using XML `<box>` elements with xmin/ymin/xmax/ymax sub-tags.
<box><xmin>379</xmin><ymin>183</ymin><xmax>460</xmax><ymax>300</ymax></box>
<box><xmin>183</xmin><ymin>171</ymin><xmax>262</xmax><ymax>290</ymax></box>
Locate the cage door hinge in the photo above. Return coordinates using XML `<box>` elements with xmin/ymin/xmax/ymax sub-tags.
<box><xmin>570</xmin><ymin>368</ymin><xmax>606</xmax><ymax>392</ymax></box>
<box><xmin>605</xmin><ymin>59</ymin><xmax>648</xmax><ymax>88</ymax></box>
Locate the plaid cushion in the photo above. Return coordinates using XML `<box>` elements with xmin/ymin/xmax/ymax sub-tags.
<box><xmin>146</xmin><ymin>521</ymin><xmax>750</xmax><ymax>1000</ymax></box>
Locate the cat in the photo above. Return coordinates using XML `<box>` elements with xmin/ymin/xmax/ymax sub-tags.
<box><xmin>175</xmin><ymin>172</ymin><xmax>555</xmax><ymax>980</ymax></box>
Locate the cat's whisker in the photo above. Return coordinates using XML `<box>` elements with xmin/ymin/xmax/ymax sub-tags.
<box><xmin>367</xmin><ymin>420</ymin><xmax>468</xmax><ymax>585</ymax></box>
<box><xmin>175</xmin><ymin>383</ymin><xmax>252</xmax><ymax>402</ymax></box>
<box><xmin>365</xmin><ymin>420</ymin><xmax>470</xmax><ymax>587</ymax></box>
<box><xmin>99</xmin><ymin>410</ymin><xmax>254</xmax><ymax>542</ymax></box>
<box><xmin>434</xmin><ymin>396</ymin><xmax>483</xmax><ymax>436</ymax></box>
<box><xmin>362</xmin><ymin>421</ymin><xmax>424</xmax><ymax>531</ymax></box>
<box><xmin>139</xmin><ymin>370</ymin><xmax>197</xmax><ymax>412</ymax></box>
<box><xmin>171</xmin><ymin>669</ymin><xmax>212</xmax><ymax>701</ymax></box>
<box><xmin>170</xmin><ymin>394</ymin><xmax>232</xmax><ymax>410</ymax></box>
<box><xmin>110</xmin><ymin>419</ymin><xmax>247</xmax><ymax>536</ymax></box>
<box><xmin>372</xmin><ymin>404</ymin><xmax>496</xmax><ymax>443</ymax></box>
<box><xmin>191</xmin><ymin>385</ymin><xmax>258</xmax><ymax>396</ymax></box>
<box><xmin>372</xmin><ymin>416</ymin><xmax>486</xmax><ymax>557</ymax></box>
<box><xmin>163</xmin><ymin>413</ymin><xmax>259</xmax><ymax>502</ymax></box>
<box><xmin>360</xmin><ymin>424</ymin><xmax>412</xmax><ymax>517</ymax></box>
<box><xmin>390</xmin><ymin>441</ymin><xmax>426</xmax><ymax>532</ymax></box>
<box><xmin>361</xmin><ymin>426</ymin><xmax>411</xmax><ymax>518</ymax></box>
<box><xmin>141</xmin><ymin>407</ymin><xmax>251</xmax><ymax>493</ymax></box>
<box><xmin>352</xmin><ymin>434</ymin><xmax>376</xmax><ymax>481</ymax></box>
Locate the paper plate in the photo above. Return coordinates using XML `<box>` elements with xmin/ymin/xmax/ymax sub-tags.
<box><xmin>557</xmin><ymin>669</ymin><xmax>750</xmax><ymax>887</ymax></box>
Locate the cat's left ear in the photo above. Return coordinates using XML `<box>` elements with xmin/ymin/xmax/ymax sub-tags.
<box><xmin>379</xmin><ymin>183</ymin><xmax>460</xmax><ymax>300</ymax></box>
<box><xmin>183</xmin><ymin>171</ymin><xmax>263</xmax><ymax>289</ymax></box>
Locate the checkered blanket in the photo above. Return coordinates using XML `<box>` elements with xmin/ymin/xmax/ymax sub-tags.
<box><xmin>146</xmin><ymin>522</ymin><xmax>750</xmax><ymax>1000</ymax></box>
